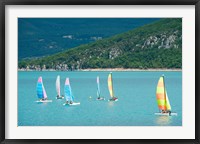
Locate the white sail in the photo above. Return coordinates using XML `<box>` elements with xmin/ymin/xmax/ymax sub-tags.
<box><xmin>56</xmin><ymin>75</ymin><xmax>60</xmax><ymax>97</ymax></box>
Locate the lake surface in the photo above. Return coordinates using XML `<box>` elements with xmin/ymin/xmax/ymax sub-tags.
<box><xmin>18</xmin><ymin>71</ymin><xmax>182</xmax><ymax>126</ymax></box>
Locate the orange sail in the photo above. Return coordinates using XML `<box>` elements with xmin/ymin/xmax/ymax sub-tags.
<box><xmin>156</xmin><ymin>76</ymin><xmax>171</xmax><ymax>111</ymax></box>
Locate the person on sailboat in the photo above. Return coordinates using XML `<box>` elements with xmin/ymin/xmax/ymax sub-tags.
<box><xmin>97</xmin><ymin>96</ymin><xmax>103</xmax><ymax>100</ymax></box>
<box><xmin>65</xmin><ymin>100</ymin><xmax>73</xmax><ymax>104</ymax></box>
<box><xmin>41</xmin><ymin>97</ymin><xmax>47</xmax><ymax>101</ymax></box>
<box><xmin>111</xmin><ymin>97</ymin><xmax>118</xmax><ymax>101</ymax></box>
<box><xmin>161</xmin><ymin>109</ymin><xmax>171</xmax><ymax>115</ymax></box>
<box><xmin>56</xmin><ymin>95</ymin><xmax>64</xmax><ymax>99</ymax></box>
<box><xmin>109</xmin><ymin>96</ymin><xmax>118</xmax><ymax>101</ymax></box>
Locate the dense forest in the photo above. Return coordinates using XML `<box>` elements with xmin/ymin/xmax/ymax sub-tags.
<box><xmin>18</xmin><ymin>18</ymin><xmax>182</xmax><ymax>70</ymax></box>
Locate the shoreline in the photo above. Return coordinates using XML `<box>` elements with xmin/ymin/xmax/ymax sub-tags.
<box><xmin>18</xmin><ymin>68</ymin><xmax>182</xmax><ymax>72</ymax></box>
<box><xmin>80</xmin><ymin>68</ymin><xmax>182</xmax><ymax>72</ymax></box>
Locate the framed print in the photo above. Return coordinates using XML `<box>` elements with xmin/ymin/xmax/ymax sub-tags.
<box><xmin>1</xmin><ymin>0</ymin><xmax>199</xmax><ymax>143</ymax></box>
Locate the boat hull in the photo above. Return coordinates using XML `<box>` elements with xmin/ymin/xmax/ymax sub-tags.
<box><xmin>96</xmin><ymin>97</ymin><xmax>105</xmax><ymax>101</ymax></box>
<box><xmin>63</xmin><ymin>102</ymin><xmax>80</xmax><ymax>106</ymax></box>
<box><xmin>35</xmin><ymin>100</ymin><xmax>52</xmax><ymax>103</ymax></box>
<box><xmin>154</xmin><ymin>112</ymin><xmax>177</xmax><ymax>116</ymax></box>
<box><xmin>56</xmin><ymin>96</ymin><xmax>64</xmax><ymax>99</ymax></box>
<box><xmin>108</xmin><ymin>98</ymin><xmax>118</xmax><ymax>102</ymax></box>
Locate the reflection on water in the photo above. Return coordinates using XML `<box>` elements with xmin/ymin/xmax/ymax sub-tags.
<box><xmin>155</xmin><ymin>115</ymin><xmax>172</xmax><ymax>126</ymax></box>
<box><xmin>108</xmin><ymin>101</ymin><xmax>114</xmax><ymax>107</ymax></box>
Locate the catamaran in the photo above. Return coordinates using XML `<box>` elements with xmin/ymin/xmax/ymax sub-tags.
<box><xmin>63</xmin><ymin>78</ymin><xmax>80</xmax><ymax>106</ymax></box>
<box><xmin>108</xmin><ymin>72</ymin><xmax>118</xmax><ymax>101</ymax></box>
<box><xmin>96</xmin><ymin>76</ymin><xmax>105</xmax><ymax>100</ymax></box>
<box><xmin>155</xmin><ymin>75</ymin><xmax>177</xmax><ymax>116</ymax></box>
<box><xmin>35</xmin><ymin>76</ymin><xmax>52</xmax><ymax>103</ymax></box>
<box><xmin>56</xmin><ymin>75</ymin><xmax>64</xmax><ymax>99</ymax></box>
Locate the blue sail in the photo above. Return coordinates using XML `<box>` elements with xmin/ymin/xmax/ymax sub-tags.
<box><xmin>64</xmin><ymin>78</ymin><xmax>73</xmax><ymax>102</ymax></box>
<box><xmin>37</xmin><ymin>77</ymin><xmax>44</xmax><ymax>99</ymax></box>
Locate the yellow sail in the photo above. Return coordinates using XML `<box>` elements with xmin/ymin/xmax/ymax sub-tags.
<box><xmin>165</xmin><ymin>91</ymin><xmax>171</xmax><ymax>111</ymax></box>
<box><xmin>108</xmin><ymin>73</ymin><xmax>114</xmax><ymax>98</ymax></box>
<box><xmin>156</xmin><ymin>76</ymin><xmax>171</xmax><ymax>111</ymax></box>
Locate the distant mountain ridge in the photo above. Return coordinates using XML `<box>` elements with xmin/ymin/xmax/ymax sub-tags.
<box><xmin>19</xmin><ymin>18</ymin><xmax>182</xmax><ymax>70</ymax></box>
<box><xmin>18</xmin><ymin>18</ymin><xmax>160</xmax><ymax>60</ymax></box>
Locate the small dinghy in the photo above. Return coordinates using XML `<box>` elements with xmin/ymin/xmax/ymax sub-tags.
<box><xmin>155</xmin><ymin>75</ymin><xmax>177</xmax><ymax>116</ymax></box>
<box><xmin>56</xmin><ymin>75</ymin><xmax>64</xmax><ymax>99</ymax></box>
<box><xmin>35</xmin><ymin>76</ymin><xmax>52</xmax><ymax>103</ymax></box>
<box><xmin>63</xmin><ymin>78</ymin><xmax>80</xmax><ymax>106</ymax></box>
<box><xmin>96</xmin><ymin>76</ymin><xmax>105</xmax><ymax>101</ymax></box>
<box><xmin>108</xmin><ymin>72</ymin><xmax>118</xmax><ymax>101</ymax></box>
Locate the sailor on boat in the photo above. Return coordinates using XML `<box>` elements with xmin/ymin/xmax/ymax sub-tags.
<box><xmin>161</xmin><ymin>110</ymin><xmax>171</xmax><ymax>115</ymax></box>
<box><xmin>41</xmin><ymin>98</ymin><xmax>47</xmax><ymax>101</ymax></box>
<box><xmin>56</xmin><ymin>95</ymin><xmax>64</xmax><ymax>99</ymax></box>
<box><xmin>109</xmin><ymin>97</ymin><xmax>118</xmax><ymax>101</ymax></box>
<box><xmin>97</xmin><ymin>97</ymin><xmax>101</xmax><ymax>100</ymax></box>
<box><xmin>65</xmin><ymin>100</ymin><xmax>73</xmax><ymax>105</ymax></box>
<box><xmin>97</xmin><ymin>96</ymin><xmax>105</xmax><ymax>100</ymax></box>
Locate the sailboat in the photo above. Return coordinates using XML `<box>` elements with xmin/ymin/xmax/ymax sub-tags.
<box><xmin>35</xmin><ymin>76</ymin><xmax>52</xmax><ymax>103</ymax></box>
<box><xmin>56</xmin><ymin>75</ymin><xmax>64</xmax><ymax>99</ymax></box>
<box><xmin>154</xmin><ymin>75</ymin><xmax>177</xmax><ymax>116</ymax></box>
<box><xmin>63</xmin><ymin>78</ymin><xmax>80</xmax><ymax>106</ymax></box>
<box><xmin>96</xmin><ymin>76</ymin><xmax>105</xmax><ymax>100</ymax></box>
<box><xmin>108</xmin><ymin>72</ymin><xmax>118</xmax><ymax>101</ymax></box>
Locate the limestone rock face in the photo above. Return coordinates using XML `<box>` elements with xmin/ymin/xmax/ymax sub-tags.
<box><xmin>140</xmin><ymin>31</ymin><xmax>181</xmax><ymax>49</ymax></box>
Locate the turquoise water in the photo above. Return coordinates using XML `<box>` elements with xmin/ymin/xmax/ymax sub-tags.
<box><xmin>18</xmin><ymin>71</ymin><xmax>182</xmax><ymax>126</ymax></box>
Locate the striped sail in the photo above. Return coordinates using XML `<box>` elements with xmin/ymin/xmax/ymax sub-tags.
<box><xmin>108</xmin><ymin>73</ymin><xmax>114</xmax><ymax>98</ymax></box>
<box><xmin>64</xmin><ymin>78</ymin><xmax>73</xmax><ymax>102</ymax></box>
<box><xmin>97</xmin><ymin>76</ymin><xmax>100</xmax><ymax>97</ymax></box>
<box><xmin>36</xmin><ymin>77</ymin><xmax>47</xmax><ymax>99</ymax></box>
<box><xmin>156</xmin><ymin>76</ymin><xmax>171</xmax><ymax>111</ymax></box>
<box><xmin>56</xmin><ymin>75</ymin><xmax>60</xmax><ymax>97</ymax></box>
